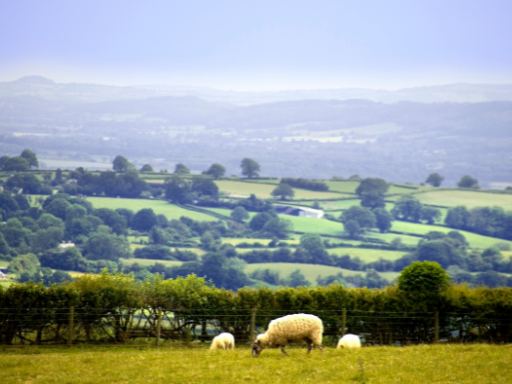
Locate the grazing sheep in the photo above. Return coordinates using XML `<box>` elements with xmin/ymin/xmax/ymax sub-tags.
<box><xmin>210</xmin><ymin>332</ymin><xmax>235</xmax><ymax>350</ymax></box>
<box><xmin>251</xmin><ymin>313</ymin><xmax>323</xmax><ymax>356</ymax></box>
<box><xmin>337</xmin><ymin>333</ymin><xmax>361</xmax><ymax>349</ymax></box>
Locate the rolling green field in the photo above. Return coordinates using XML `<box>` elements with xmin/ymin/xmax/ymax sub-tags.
<box><xmin>391</xmin><ymin>221</ymin><xmax>512</xmax><ymax>249</ymax></box>
<box><xmin>120</xmin><ymin>258</ymin><xmax>183</xmax><ymax>268</ymax></box>
<box><xmin>0</xmin><ymin>344</ymin><xmax>509</xmax><ymax>384</ymax></box>
<box><xmin>280</xmin><ymin>216</ymin><xmax>344</xmax><ymax>236</ymax></box>
<box><xmin>414</xmin><ymin>189</ymin><xmax>512</xmax><ymax>209</ymax></box>
<box><xmin>245</xmin><ymin>262</ymin><xmax>368</xmax><ymax>283</ymax></box>
<box><xmin>216</xmin><ymin>180</ymin><xmax>343</xmax><ymax>200</ymax></box>
<box><xmin>86</xmin><ymin>197</ymin><xmax>216</xmax><ymax>221</ymax></box>
<box><xmin>328</xmin><ymin>248</ymin><xmax>407</xmax><ymax>262</ymax></box>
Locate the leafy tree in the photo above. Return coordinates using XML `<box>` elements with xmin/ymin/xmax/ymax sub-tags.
<box><xmin>40</xmin><ymin>247</ymin><xmax>88</xmax><ymax>271</ymax></box>
<box><xmin>445</xmin><ymin>206</ymin><xmax>470</xmax><ymax>229</ymax></box>
<box><xmin>0</xmin><ymin>192</ymin><xmax>19</xmax><ymax>218</ymax></box>
<box><xmin>240</xmin><ymin>158</ymin><xmax>260</xmax><ymax>178</ymax></box>
<box><xmin>165</xmin><ymin>175</ymin><xmax>192</xmax><ymax>203</ymax></box>
<box><xmin>112</xmin><ymin>155</ymin><xmax>133</xmax><ymax>172</ymax></box>
<box><xmin>0</xmin><ymin>232</ymin><xmax>10</xmax><ymax>257</ymax></box>
<box><xmin>20</xmin><ymin>149</ymin><xmax>38</xmax><ymax>168</ymax></box>
<box><xmin>3</xmin><ymin>156</ymin><xmax>30</xmax><ymax>171</ymax></box>
<box><xmin>392</xmin><ymin>195</ymin><xmax>423</xmax><ymax>222</ymax></box>
<box><xmin>271</xmin><ymin>183</ymin><xmax>294</xmax><ymax>200</ymax></box>
<box><xmin>421</xmin><ymin>206</ymin><xmax>441</xmax><ymax>224</ymax></box>
<box><xmin>5</xmin><ymin>174</ymin><xmax>43</xmax><ymax>194</ymax></box>
<box><xmin>84</xmin><ymin>230</ymin><xmax>130</xmax><ymax>260</ymax></box>
<box><xmin>341</xmin><ymin>206</ymin><xmax>376</xmax><ymax>238</ymax></box>
<box><xmin>174</xmin><ymin>163</ymin><xmax>190</xmax><ymax>175</ymax></box>
<box><xmin>262</xmin><ymin>217</ymin><xmax>290</xmax><ymax>239</ymax></box>
<box><xmin>249</xmin><ymin>212</ymin><xmax>274</xmax><ymax>231</ymax></box>
<box><xmin>286</xmin><ymin>270</ymin><xmax>310</xmax><ymax>287</ymax></box>
<box><xmin>356</xmin><ymin>178</ymin><xmax>389</xmax><ymax>208</ymax></box>
<box><xmin>30</xmin><ymin>227</ymin><xmax>65</xmax><ymax>253</ymax></box>
<box><xmin>198</xmin><ymin>252</ymin><xmax>250</xmax><ymax>289</ymax></box>
<box><xmin>457</xmin><ymin>175</ymin><xmax>479</xmax><ymax>189</ymax></box>
<box><xmin>425</xmin><ymin>173</ymin><xmax>443</xmax><ymax>187</ymax></box>
<box><xmin>8</xmin><ymin>253</ymin><xmax>40</xmax><ymax>275</ymax></box>
<box><xmin>299</xmin><ymin>234</ymin><xmax>327</xmax><ymax>257</ymax></box>
<box><xmin>398</xmin><ymin>261</ymin><xmax>449</xmax><ymax>308</ymax></box>
<box><xmin>191</xmin><ymin>177</ymin><xmax>219</xmax><ymax>199</ymax></box>
<box><xmin>140</xmin><ymin>164</ymin><xmax>154</xmax><ymax>172</ymax></box>
<box><xmin>131</xmin><ymin>208</ymin><xmax>158</xmax><ymax>232</ymax></box>
<box><xmin>93</xmin><ymin>208</ymin><xmax>128</xmax><ymax>235</ymax></box>
<box><xmin>46</xmin><ymin>198</ymin><xmax>72</xmax><ymax>220</ymax></box>
<box><xmin>203</xmin><ymin>163</ymin><xmax>226</xmax><ymax>179</ymax></box>
<box><xmin>250</xmin><ymin>269</ymin><xmax>282</xmax><ymax>285</ymax></box>
<box><xmin>343</xmin><ymin>220</ymin><xmax>362</xmax><ymax>239</ymax></box>
<box><xmin>1</xmin><ymin>218</ymin><xmax>29</xmax><ymax>247</ymax></box>
<box><xmin>373</xmin><ymin>208</ymin><xmax>393</xmax><ymax>233</ymax></box>
<box><xmin>231</xmin><ymin>206</ymin><xmax>249</xmax><ymax>223</ymax></box>
<box><xmin>200</xmin><ymin>231</ymin><xmax>221</xmax><ymax>251</ymax></box>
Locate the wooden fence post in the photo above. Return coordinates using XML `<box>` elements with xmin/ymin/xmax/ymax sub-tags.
<box><xmin>155</xmin><ymin>309</ymin><xmax>162</xmax><ymax>347</ymax></box>
<box><xmin>67</xmin><ymin>306</ymin><xmax>75</xmax><ymax>346</ymax></box>
<box><xmin>433</xmin><ymin>311</ymin><xmax>440</xmax><ymax>343</ymax></box>
<box><xmin>341</xmin><ymin>308</ymin><xmax>347</xmax><ymax>336</ymax></box>
<box><xmin>249</xmin><ymin>307</ymin><xmax>257</xmax><ymax>343</ymax></box>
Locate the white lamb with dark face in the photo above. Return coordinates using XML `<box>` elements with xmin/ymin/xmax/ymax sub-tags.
<box><xmin>210</xmin><ymin>332</ymin><xmax>235</xmax><ymax>350</ymax></box>
<box><xmin>337</xmin><ymin>333</ymin><xmax>362</xmax><ymax>349</ymax></box>
<box><xmin>251</xmin><ymin>313</ymin><xmax>323</xmax><ymax>356</ymax></box>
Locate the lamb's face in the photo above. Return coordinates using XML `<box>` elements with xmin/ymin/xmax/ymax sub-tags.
<box><xmin>251</xmin><ymin>340</ymin><xmax>263</xmax><ymax>357</ymax></box>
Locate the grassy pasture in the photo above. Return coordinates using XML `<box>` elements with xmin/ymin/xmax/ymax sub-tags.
<box><xmin>391</xmin><ymin>221</ymin><xmax>512</xmax><ymax>249</ymax></box>
<box><xmin>216</xmin><ymin>180</ymin><xmax>343</xmax><ymax>200</ymax></box>
<box><xmin>366</xmin><ymin>231</ymin><xmax>421</xmax><ymax>247</ymax></box>
<box><xmin>120</xmin><ymin>258</ymin><xmax>183</xmax><ymax>268</ymax></box>
<box><xmin>281</xmin><ymin>216</ymin><xmax>344</xmax><ymax>236</ymax></box>
<box><xmin>0</xmin><ymin>260</ymin><xmax>8</xmax><ymax>268</ymax></box>
<box><xmin>0</xmin><ymin>344</ymin><xmax>510</xmax><ymax>384</ymax></box>
<box><xmin>414</xmin><ymin>189</ymin><xmax>512</xmax><ymax>210</ymax></box>
<box><xmin>245</xmin><ymin>262</ymin><xmax>349</xmax><ymax>283</ymax></box>
<box><xmin>86</xmin><ymin>197</ymin><xmax>216</xmax><ymax>221</ymax></box>
<box><xmin>328</xmin><ymin>248</ymin><xmax>407</xmax><ymax>262</ymax></box>
<box><xmin>325</xmin><ymin>180</ymin><xmax>359</xmax><ymax>194</ymax></box>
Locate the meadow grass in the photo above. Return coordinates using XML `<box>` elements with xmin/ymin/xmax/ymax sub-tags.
<box><xmin>244</xmin><ymin>262</ymin><xmax>375</xmax><ymax>283</ymax></box>
<box><xmin>86</xmin><ymin>197</ymin><xmax>216</xmax><ymax>221</ymax></box>
<box><xmin>414</xmin><ymin>189</ymin><xmax>512</xmax><ymax>210</ymax></box>
<box><xmin>120</xmin><ymin>258</ymin><xmax>183</xmax><ymax>268</ymax></box>
<box><xmin>366</xmin><ymin>232</ymin><xmax>421</xmax><ymax>247</ymax></box>
<box><xmin>0</xmin><ymin>260</ymin><xmax>8</xmax><ymax>268</ymax></box>
<box><xmin>1</xmin><ymin>344</ymin><xmax>509</xmax><ymax>384</ymax></box>
<box><xmin>391</xmin><ymin>221</ymin><xmax>512</xmax><ymax>249</ymax></box>
<box><xmin>328</xmin><ymin>248</ymin><xmax>407</xmax><ymax>262</ymax></box>
<box><xmin>281</xmin><ymin>216</ymin><xmax>344</xmax><ymax>236</ymax></box>
<box><xmin>216</xmin><ymin>180</ymin><xmax>343</xmax><ymax>200</ymax></box>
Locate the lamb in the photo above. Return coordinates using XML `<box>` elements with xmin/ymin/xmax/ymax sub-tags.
<box><xmin>251</xmin><ymin>313</ymin><xmax>323</xmax><ymax>356</ymax></box>
<box><xmin>209</xmin><ymin>332</ymin><xmax>235</xmax><ymax>350</ymax></box>
<box><xmin>336</xmin><ymin>333</ymin><xmax>362</xmax><ymax>349</ymax></box>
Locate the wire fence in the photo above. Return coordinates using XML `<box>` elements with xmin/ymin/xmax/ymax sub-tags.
<box><xmin>1</xmin><ymin>307</ymin><xmax>509</xmax><ymax>346</ymax></box>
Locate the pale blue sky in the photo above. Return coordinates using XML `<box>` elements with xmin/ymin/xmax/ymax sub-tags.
<box><xmin>0</xmin><ymin>0</ymin><xmax>511</xmax><ymax>89</ymax></box>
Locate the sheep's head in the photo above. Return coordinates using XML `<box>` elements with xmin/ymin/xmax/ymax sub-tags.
<box><xmin>251</xmin><ymin>334</ymin><xmax>266</xmax><ymax>357</ymax></box>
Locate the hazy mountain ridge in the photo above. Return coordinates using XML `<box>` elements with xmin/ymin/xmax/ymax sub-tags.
<box><xmin>0</xmin><ymin>76</ymin><xmax>511</xmax><ymax>185</ymax></box>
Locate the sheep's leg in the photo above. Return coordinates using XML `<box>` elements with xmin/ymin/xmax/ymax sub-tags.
<box><xmin>280</xmin><ymin>345</ymin><xmax>288</xmax><ymax>355</ymax></box>
<box><xmin>306</xmin><ymin>340</ymin><xmax>313</xmax><ymax>354</ymax></box>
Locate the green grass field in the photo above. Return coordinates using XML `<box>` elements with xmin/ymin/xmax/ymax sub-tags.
<box><xmin>1</xmin><ymin>344</ymin><xmax>508</xmax><ymax>384</ymax></box>
<box><xmin>414</xmin><ymin>189</ymin><xmax>512</xmax><ymax>210</ymax></box>
<box><xmin>216</xmin><ymin>180</ymin><xmax>343</xmax><ymax>200</ymax></box>
<box><xmin>281</xmin><ymin>216</ymin><xmax>344</xmax><ymax>236</ymax></box>
<box><xmin>391</xmin><ymin>221</ymin><xmax>512</xmax><ymax>249</ymax></box>
<box><xmin>86</xmin><ymin>197</ymin><xmax>216</xmax><ymax>221</ymax></box>
<box><xmin>120</xmin><ymin>258</ymin><xmax>183</xmax><ymax>268</ymax></box>
<box><xmin>328</xmin><ymin>248</ymin><xmax>407</xmax><ymax>262</ymax></box>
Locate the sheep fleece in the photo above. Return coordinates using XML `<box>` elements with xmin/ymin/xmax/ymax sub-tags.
<box><xmin>260</xmin><ymin>314</ymin><xmax>323</xmax><ymax>346</ymax></box>
<box><xmin>210</xmin><ymin>332</ymin><xmax>235</xmax><ymax>350</ymax></box>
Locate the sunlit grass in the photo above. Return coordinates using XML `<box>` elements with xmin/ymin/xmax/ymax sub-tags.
<box><xmin>0</xmin><ymin>344</ymin><xmax>509</xmax><ymax>384</ymax></box>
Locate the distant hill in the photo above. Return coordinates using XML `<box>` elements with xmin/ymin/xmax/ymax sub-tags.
<box><xmin>0</xmin><ymin>76</ymin><xmax>511</xmax><ymax>185</ymax></box>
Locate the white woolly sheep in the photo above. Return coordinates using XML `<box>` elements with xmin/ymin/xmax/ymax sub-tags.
<box><xmin>251</xmin><ymin>313</ymin><xmax>323</xmax><ymax>356</ymax></box>
<box><xmin>336</xmin><ymin>333</ymin><xmax>361</xmax><ymax>349</ymax></box>
<box><xmin>210</xmin><ymin>332</ymin><xmax>235</xmax><ymax>350</ymax></box>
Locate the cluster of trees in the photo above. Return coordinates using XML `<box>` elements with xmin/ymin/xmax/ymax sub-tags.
<box><xmin>445</xmin><ymin>206</ymin><xmax>512</xmax><ymax>240</ymax></box>
<box><xmin>1</xmin><ymin>266</ymin><xmax>511</xmax><ymax>345</ymax></box>
<box><xmin>280</xmin><ymin>178</ymin><xmax>329</xmax><ymax>191</ymax></box>
<box><xmin>341</xmin><ymin>206</ymin><xmax>393</xmax><ymax>238</ymax></box>
<box><xmin>392</xmin><ymin>195</ymin><xmax>442</xmax><ymax>224</ymax></box>
<box><xmin>0</xmin><ymin>149</ymin><xmax>38</xmax><ymax>171</ymax></box>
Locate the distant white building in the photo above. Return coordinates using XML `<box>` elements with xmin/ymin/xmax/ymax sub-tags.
<box><xmin>58</xmin><ymin>242</ymin><xmax>76</xmax><ymax>249</ymax></box>
<box><xmin>0</xmin><ymin>270</ymin><xmax>7</xmax><ymax>280</ymax></box>
<box><xmin>275</xmin><ymin>205</ymin><xmax>324</xmax><ymax>219</ymax></box>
